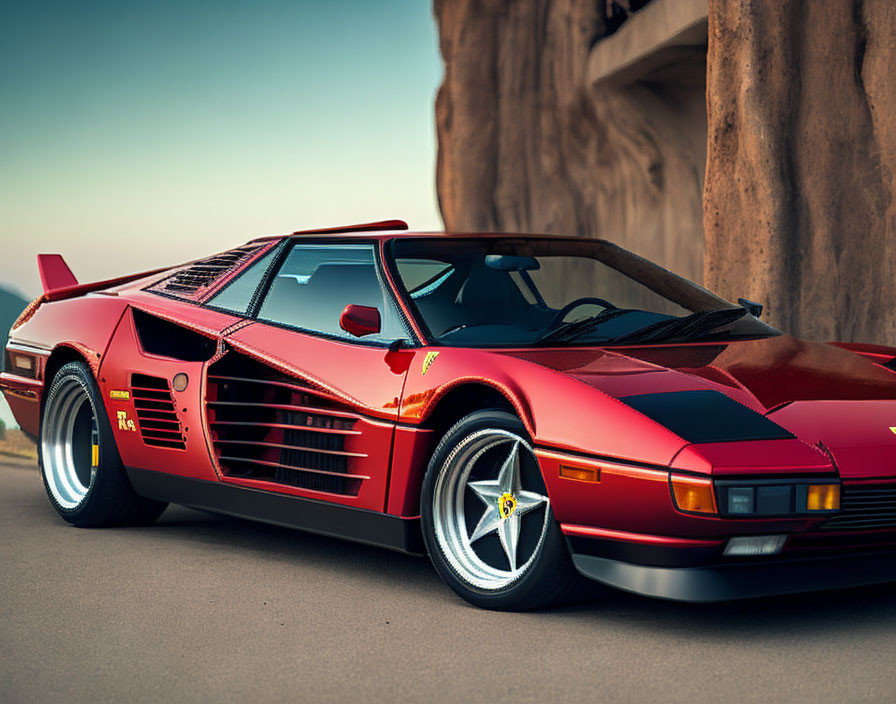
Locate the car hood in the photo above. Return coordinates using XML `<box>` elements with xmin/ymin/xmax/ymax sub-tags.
<box><xmin>505</xmin><ymin>334</ymin><xmax>896</xmax><ymax>411</ymax></box>
<box><xmin>504</xmin><ymin>335</ymin><xmax>896</xmax><ymax>478</ymax></box>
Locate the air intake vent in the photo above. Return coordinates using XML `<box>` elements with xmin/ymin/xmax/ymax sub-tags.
<box><xmin>152</xmin><ymin>244</ymin><xmax>263</xmax><ymax>298</ymax></box>
<box><xmin>131</xmin><ymin>374</ymin><xmax>186</xmax><ymax>450</ymax></box>
<box><xmin>820</xmin><ymin>483</ymin><xmax>896</xmax><ymax>531</ymax></box>
<box><xmin>205</xmin><ymin>353</ymin><xmax>366</xmax><ymax>496</ymax></box>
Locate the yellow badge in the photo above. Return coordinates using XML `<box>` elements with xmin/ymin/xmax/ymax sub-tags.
<box><xmin>890</xmin><ymin>427</ymin><xmax>896</xmax><ymax>435</ymax></box>
<box><xmin>110</xmin><ymin>390</ymin><xmax>130</xmax><ymax>401</ymax></box>
<box><xmin>421</xmin><ymin>351</ymin><xmax>439</xmax><ymax>376</ymax></box>
<box><xmin>498</xmin><ymin>492</ymin><xmax>517</xmax><ymax>520</ymax></box>
<box><xmin>117</xmin><ymin>410</ymin><xmax>137</xmax><ymax>432</ymax></box>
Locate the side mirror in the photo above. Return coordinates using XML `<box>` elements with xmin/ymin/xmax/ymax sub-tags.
<box><xmin>738</xmin><ymin>298</ymin><xmax>763</xmax><ymax>318</ymax></box>
<box><xmin>340</xmin><ymin>304</ymin><xmax>381</xmax><ymax>337</ymax></box>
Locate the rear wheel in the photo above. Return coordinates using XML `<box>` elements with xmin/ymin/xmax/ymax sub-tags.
<box><xmin>421</xmin><ymin>410</ymin><xmax>582</xmax><ymax>610</ymax></box>
<box><xmin>40</xmin><ymin>361</ymin><xmax>167</xmax><ymax>526</ymax></box>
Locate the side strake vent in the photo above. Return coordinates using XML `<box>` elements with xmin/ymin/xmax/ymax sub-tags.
<box><xmin>131</xmin><ymin>374</ymin><xmax>186</xmax><ymax>450</ymax></box>
<box><xmin>206</xmin><ymin>353</ymin><xmax>366</xmax><ymax>496</ymax></box>
<box><xmin>152</xmin><ymin>244</ymin><xmax>263</xmax><ymax>298</ymax></box>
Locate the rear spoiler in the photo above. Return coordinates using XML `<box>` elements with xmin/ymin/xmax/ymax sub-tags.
<box><xmin>35</xmin><ymin>253</ymin><xmax>169</xmax><ymax>302</ymax></box>
<box><xmin>10</xmin><ymin>255</ymin><xmax>171</xmax><ymax>333</ymax></box>
<box><xmin>37</xmin><ymin>254</ymin><xmax>78</xmax><ymax>293</ymax></box>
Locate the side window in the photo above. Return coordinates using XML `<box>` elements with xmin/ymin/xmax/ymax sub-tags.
<box><xmin>206</xmin><ymin>246</ymin><xmax>279</xmax><ymax>315</ymax></box>
<box><xmin>257</xmin><ymin>244</ymin><xmax>406</xmax><ymax>343</ymax></box>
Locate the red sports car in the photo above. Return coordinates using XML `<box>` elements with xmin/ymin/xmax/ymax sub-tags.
<box><xmin>5</xmin><ymin>220</ymin><xmax>896</xmax><ymax>610</ymax></box>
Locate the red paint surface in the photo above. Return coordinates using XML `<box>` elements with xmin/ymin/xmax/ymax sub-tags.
<box><xmin>560</xmin><ymin>524</ymin><xmax>724</xmax><ymax>548</ymax></box>
<box><xmin>5</xmin><ymin>229</ymin><xmax>896</xmax><ymax>555</ymax></box>
<box><xmin>224</xmin><ymin>323</ymin><xmax>409</xmax><ymax>511</ymax></box>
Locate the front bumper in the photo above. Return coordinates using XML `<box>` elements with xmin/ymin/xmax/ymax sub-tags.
<box><xmin>572</xmin><ymin>550</ymin><xmax>896</xmax><ymax>602</ymax></box>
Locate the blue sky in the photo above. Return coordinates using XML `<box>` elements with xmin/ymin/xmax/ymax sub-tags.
<box><xmin>0</xmin><ymin>0</ymin><xmax>443</xmax><ymax>298</ymax></box>
<box><xmin>0</xmin><ymin>1</ymin><xmax>442</xmax><ymax>427</ymax></box>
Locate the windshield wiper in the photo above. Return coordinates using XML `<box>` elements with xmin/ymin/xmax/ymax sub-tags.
<box><xmin>607</xmin><ymin>308</ymin><xmax>748</xmax><ymax>345</ymax></box>
<box><xmin>535</xmin><ymin>308</ymin><xmax>631</xmax><ymax>345</ymax></box>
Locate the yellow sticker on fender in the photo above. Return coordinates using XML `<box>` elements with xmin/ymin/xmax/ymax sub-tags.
<box><xmin>117</xmin><ymin>410</ymin><xmax>136</xmax><ymax>432</ymax></box>
<box><xmin>110</xmin><ymin>390</ymin><xmax>130</xmax><ymax>400</ymax></box>
<box><xmin>422</xmin><ymin>351</ymin><xmax>439</xmax><ymax>376</ymax></box>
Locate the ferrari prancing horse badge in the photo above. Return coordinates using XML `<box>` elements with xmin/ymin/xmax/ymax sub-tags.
<box><xmin>422</xmin><ymin>351</ymin><xmax>439</xmax><ymax>375</ymax></box>
<box><xmin>498</xmin><ymin>492</ymin><xmax>517</xmax><ymax>520</ymax></box>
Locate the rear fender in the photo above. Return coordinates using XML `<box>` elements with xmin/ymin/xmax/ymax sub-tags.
<box><xmin>2</xmin><ymin>296</ymin><xmax>130</xmax><ymax>436</ymax></box>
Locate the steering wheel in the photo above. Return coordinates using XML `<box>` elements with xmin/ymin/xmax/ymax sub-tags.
<box><xmin>547</xmin><ymin>297</ymin><xmax>617</xmax><ymax>328</ymax></box>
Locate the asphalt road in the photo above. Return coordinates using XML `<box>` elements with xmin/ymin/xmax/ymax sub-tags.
<box><xmin>3</xmin><ymin>459</ymin><xmax>896</xmax><ymax>704</ymax></box>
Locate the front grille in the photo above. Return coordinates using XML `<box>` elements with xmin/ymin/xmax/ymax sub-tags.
<box><xmin>820</xmin><ymin>482</ymin><xmax>896</xmax><ymax>531</ymax></box>
<box><xmin>131</xmin><ymin>374</ymin><xmax>186</xmax><ymax>450</ymax></box>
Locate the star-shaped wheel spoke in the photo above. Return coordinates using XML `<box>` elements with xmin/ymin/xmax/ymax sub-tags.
<box><xmin>467</xmin><ymin>440</ymin><xmax>548</xmax><ymax>571</ymax></box>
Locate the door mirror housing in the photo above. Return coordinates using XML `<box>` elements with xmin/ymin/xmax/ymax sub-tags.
<box><xmin>340</xmin><ymin>304</ymin><xmax>381</xmax><ymax>337</ymax></box>
<box><xmin>737</xmin><ymin>298</ymin><xmax>763</xmax><ymax>318</ymax></box>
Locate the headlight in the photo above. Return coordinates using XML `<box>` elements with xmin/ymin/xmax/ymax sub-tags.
<box><xmin>715</xmin><ymin>480</ymin><xmax>840</xmax><ymax>517</ymax></box>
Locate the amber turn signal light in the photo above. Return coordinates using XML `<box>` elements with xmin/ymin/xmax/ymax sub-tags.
<box><xmin>670</xmin><ymin>475</ymin><xmax>718</xmax><ymax>515</ymax></box>
<box><xmin>559</xmin><ymin>464</ymin><xmax>600</xmax><ymax>483</ymax></box>
<box><xmin>806</xmin><ymin>484</ymin><xmax>840</xmax><ymax>511</ymax></box>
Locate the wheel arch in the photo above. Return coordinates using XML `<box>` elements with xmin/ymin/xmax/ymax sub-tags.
<box><xmin>44</xmin><ymin>344</ymin><xmax>90</xmax><ymax>388</ymax></box>
<box><xmin>419</xmin><ymin>381</ymin><xmax>531</xmax><ymax>440</ymax></box>
<box><xmin>41</xmin><ymin>344</ymin><xmax>106</xmax><ymax>423</ymax></box>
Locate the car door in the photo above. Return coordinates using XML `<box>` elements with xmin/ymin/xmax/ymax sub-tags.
<box><xmin>205</xmin><ymin>241</ymin><xmax>414</xmax><ymax>512</ymax></box>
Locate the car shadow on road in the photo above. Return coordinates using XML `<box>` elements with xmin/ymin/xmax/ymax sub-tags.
<box><xmin>148</xmin><ymin>504</ymin><xmax>445</xmax><ymax>591</ymax></box>
<box><xmin>149</xmin><ymin>505</ymin><xmax>896</xmax><ymax>637</ymax></box>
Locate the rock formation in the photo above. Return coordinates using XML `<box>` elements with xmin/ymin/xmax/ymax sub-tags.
<box><xmin>704</xmin><ymin>0</ymin><xmax>896</xmax><ymax>343</ymax></box>
<box><xmin>434</xmin><ymin>0</ymin><xmax>707</xmax><ymax>284</ymax></box>
<box><xmin>435</xmin><ymin>0</ymin><xmax>896</xmax><ymax>344</ymax></box>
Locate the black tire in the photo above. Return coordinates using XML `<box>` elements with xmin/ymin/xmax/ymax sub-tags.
<box><xmin>420</xmin><ymin>409</ymin><xmax>584</xmax><ymax>610</ymax></box>
<box><xmin>39</xmin><ymin>360</ymin><xmax>168</xmax><ymax>527</ymax></box>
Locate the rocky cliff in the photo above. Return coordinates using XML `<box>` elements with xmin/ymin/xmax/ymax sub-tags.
<box><xmin>434</xmin><ymin>0</ymin><xmax>707</xmax><ymax>284</ymax></box>
<box><xmin>435</xmin><ymin>0</ymin><xmax>896</xmax><ymax>344</ymax></box>
<box><xmin>704</xmin><ymin>0</ymin><xmax>896</xmax><ymax>343</ymax></box>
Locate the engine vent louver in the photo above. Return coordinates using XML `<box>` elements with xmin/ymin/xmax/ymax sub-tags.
<box><xmin>151</xmin><ymin>244</ymin><xmax>264</xmax><ymax>298</ymax></box>
<box><xmin>820</xmin><ymin>483</ymin><xmax>896</xmax><ymax>531</ymax></box>
<box><xmin>131</xmin><ymin>374</ymin><xmax>186</xmax><ymax>450</ymax></box>
<box><xmin>205</xmin><ymin>354</ymin><xmax>366</xmax><ymax>496</ymax></box>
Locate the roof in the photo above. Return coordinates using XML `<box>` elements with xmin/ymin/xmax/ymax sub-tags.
<box><xmin>247</xmin><ymin>219</ymin><xmax>603</xmax><ymax>244</ymax></box>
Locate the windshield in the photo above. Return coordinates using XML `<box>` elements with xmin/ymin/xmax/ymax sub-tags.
<box><xmin>389</xmin><ymin>237</ymin><xmax>779</xmax><ymax>347</ymax></box>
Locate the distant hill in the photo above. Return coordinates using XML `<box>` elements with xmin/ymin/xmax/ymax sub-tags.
<box><xmin>1</xmin><ymin>285</ymin><xmax>29</xmax><ymax>350</ymax></box>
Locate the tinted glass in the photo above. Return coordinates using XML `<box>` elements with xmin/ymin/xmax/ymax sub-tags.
<box><xmin>390</xmin><ymin>238</ymin><xmax>779</xmax><ymax>347</ymax></box>
<box><xmin>206</xmin><ymin>246</ymin><xmax>279</xmax><ymax>315</ymax></box>
<box><xmin>258</xmin><ymin>244</ymin><xmax>406</xmax><ymax>343</ymax></box>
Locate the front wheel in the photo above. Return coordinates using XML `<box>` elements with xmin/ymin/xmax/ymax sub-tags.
<box><xmin>421</xmin><ymin>410</ymin><xmax>582</xmax><ymax>610</ymax></box>
<box><xmin>40</xmin><ymin>360</ymin><xmax>168</xmax><ymax>527</ymax></box>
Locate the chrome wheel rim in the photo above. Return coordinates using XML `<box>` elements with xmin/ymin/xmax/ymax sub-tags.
<box><xmin>42</xmin><ymin>376</ymin><xmax>98</xmax><ymax>509</ymax></box>
<box><xmin>432</xmin><ymin>429</ymin><xmax>550</xmax><ymax>591</ymax></box>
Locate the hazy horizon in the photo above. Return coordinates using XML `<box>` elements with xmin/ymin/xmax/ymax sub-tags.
<box><xmin>1</xmin><ymin>1</ymin><xmax>443</xmax><ymax>299</ymax></box>
<box><xmin>0</xmin><ymin>1</ymin><xmax>443</xmax><ymax>428</ymax></box>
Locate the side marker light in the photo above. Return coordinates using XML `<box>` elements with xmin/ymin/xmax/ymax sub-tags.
<box><xmin>559</xmin><ymin>465</ymin><xmax>600</xmax><ymax>483</ymax></box>
<box><xmin>172</xmin><ymin>373</ymin><xmax>189</xmax><ymax>392</ymax></box>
